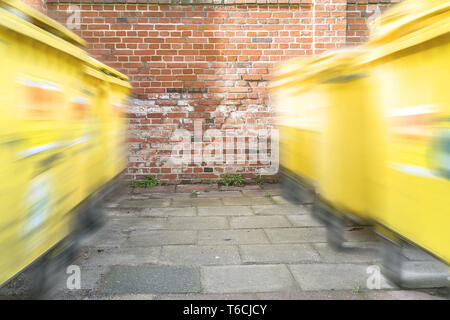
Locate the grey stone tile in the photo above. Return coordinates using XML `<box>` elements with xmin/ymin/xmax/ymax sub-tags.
<box><xmin>271</xmin><ymin>196</ymin><xmax>293</xmax><ymax>205</ymax></box>
<box><xmin>312</xmin><ymin>242</ymin><xmax>381</xmax><ymax>264</ymax></box>
<box><xmin>198</xmin><ymin>229</ymin><xmax>269</xmax><ymax>245</ymax></box>
<box><xmin>197</xmin><ymin>191</ymin><xmax>243</xmax><ymax>198</ymax></box>
<box><xmin>202</xmin><ymin>265</ymin><xmax>297</xmax><ymax>293</ymax></box>
<box><xmin>400</xmin><ymin>261</ymin><xmax>450</xmax><ymax>288</ymax></box>
<box><xmin>105</xmin><ymin>207</ymin><xmax>196</xmax><ymax>218</ymax></box>
<box><xmin>100</xmin><ymin>266</ymin><xmax>201</xmax><ymax>294</ymax></box>
<box><xmin>344</xmin><ymin>226</ymin><xmax>379</xmax><ymax>242</ymax></box>
<box><xmin>172</xmin><ymin>198</ymin><xmax>223</xmax><ymax>207</ymax></box>
<box><xmin>287</xmin><ymin>214</ymin><xmax>326</xmax><ymax>227</ymax></box>
<box><xmin>252</xmin><ymin>205</ymin><xmax>308</xmax><ymax>215</ymax></box>
<box><xmin>363</xmin><ymin>290</ymin><xmax>445</xmax><ymax>300</ymax></box>
<box><xmin>198</xmin><ymin>206</ymin><xmax>253</xmax><ymax>216</ymax></box>
<box><xmin>222</xmin><ymin>197</ymin><xmax>274</xmax><ymax>206</ymax></box>
<box><xmin>168</xmin><ymin>217</ymin><xmax>228</xmax><ymax>230</ymax></box>
<box><xmin>230</xmin><ymin>216</ymin><xmax>291</xmax><ymax>229</ymax></box>
<box><xmin>265</xmin><ymin>228</ymin><xmax>327</xmax><ymax>243</ymax></box>
<box><xmin>155</xmin><ymin>293</ymin><xmax>258</xmax><ymax>300</ymax></box>
<box><xmin>104</xmin><ymin>217</ymin><xmax>169</xmax><ymax>232</ymax></box>
<box><xmin>119</xmin><ymin>199</ymin><xmax>171</xmax><ymax>208</ymax></box>
<box><xmin>124</xmin><ymin>230</ymin><xmax>197</xmax><ymax>246</ymax></box>
<box><xmin>289</xmin><ymin>264</ymin><xmax>395</xmax><ymax>291</ymax></box>
<box><xmin>160</xmin><ymin>245</ymin><xmax>240</xmax><ymax>266</ymax></box>
<box><xmin>76</xmin><ymin>247</ymin><xmax>161</xmax><ymax>267</ymax></box>
<box><xmin>240</xmin><ymin>244</ymin><xmax>321</xmax><ymax>264</ymax></box>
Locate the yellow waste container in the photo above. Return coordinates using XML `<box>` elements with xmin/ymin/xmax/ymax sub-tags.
<box><xmin>0</xmin><ymin>0</ymin><xmax>91</xmax><ymax>288</ymax></box>
<box><xmin>0</xmin><ymin>0</ymin><xmax>130</xmax><ymax>294</ymax></box>
<box><xmin>311</xmin><ymin>48</ymin><xmax>377</xmax><ymax>249</ymax></box>
<box><xmin>364</xmin><ymin>0</ymin><xmax>450</xmax><ymax>281</ymax></box>
<box><xmin>271</xmin><ymin>56</ymin><xmax>330</xmax><ymax>204</ymax></box>
<box><xmin>104</xmin><ymin>67</ymin><xmax>131</xmax><ymax>182</ymax></box>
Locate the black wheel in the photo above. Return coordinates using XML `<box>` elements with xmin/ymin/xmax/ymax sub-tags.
<box><xmin>29</xmin><ymin>236</ymin><xmax>81</xmax><ymax>299</ymax></box>
<box><xmin>310</xmin><ymin>197</ymin><xmax>328</xmax><ymax>225</ymax></box>
<box><xmin>325</xmin><ymin>212</ymin><xmax>345</xmax><ymax>251</ymax></box>
<box><xmin>380</xmin><ymin>237</ymin><xmax>404</xmax><ymax>288</ymax></box>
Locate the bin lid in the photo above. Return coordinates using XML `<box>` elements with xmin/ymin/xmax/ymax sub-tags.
<box><xmin>0</xmin><ymin>0</ymin><xmax>86</xmax><ymax>47</ymax></box>
<box><xmin>312</xmin><ymin>47</ymin><xmax>368</xmax><ymax>83</ymax></box>
<box><xmin>369</xmin><ymin>0</ymin><xmax>449</xmax><ymax>45</ymax></box>
<box><xmin>85</xmin><ymin>56</ymin><xmax>131</xmax><ymax>89</ymax></box>
<box><xmin>270</xmin><ymin>57</ymin><xmax>312</xmax><ymax>92</ymax></box>
<box><xmin>85</xmin><ymin>56</ymin><xmax>129</xmax><ymax>82</ymax></box>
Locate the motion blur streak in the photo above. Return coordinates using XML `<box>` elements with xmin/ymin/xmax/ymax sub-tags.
<box><xmin>271</xmin><ymin>0</ymin><xmax>450</xmax><ymax>287</ymax></box>
<box><xmin>0</xmin><ymin>0</ymin><xmax>130</xmax><ymax>297</ymax></box>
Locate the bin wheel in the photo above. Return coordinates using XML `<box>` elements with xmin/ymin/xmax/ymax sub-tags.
<box><xmin>325</xmin><ymin>211</ymin><xmax>345</xmax><ymax>251</ymax></box>
<box><xmin>30</xmin><ymin>236</ymin><xmax>81</xmax><ymax>299</ymax></box>
<box><xmin>76</xmin><ymin>202</ymin><xmax>106</xmax><ymax>237</ymax></box>
<box><xmin>380</xmin><ymin>237</ymin><xmax>404</xmax><ymax>288</ymax></box>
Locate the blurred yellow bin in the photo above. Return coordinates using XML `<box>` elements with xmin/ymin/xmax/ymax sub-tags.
<box><xmin>271</xmin><ymin>56</ymin><xmax>330</xmax><ymax>203</ymax></box>
<box><xmin>365</xmin><ymin>0</ymin><xmax>450</xmax><ymax>264</ymax></box>
<box><xmin>315</xmin><ymin>48</ymin><xmax>374</xmax><ymax>222</ymax></box>
<box><xmin>0</xmin><ymin>0</ymin><xmax>90</xmax><ymax>286</ymax></box>
<box><xmin>103</xmin><ymin>65</ymin><xmax>131</xmax><ymax>182</ymax></box>
<box><xmin>0</xmin><ymin>0</ymin><xmax>130</xmax><ymax>289</ymax></box>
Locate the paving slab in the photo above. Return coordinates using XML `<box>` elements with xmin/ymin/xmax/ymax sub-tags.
<box><xmin>155</xmin><ymin>293</ymin><xmax>258</xmax><ymax>300</ymax></box>
<box><xmin>252</xmin><ymin>205</ymin><xmax>308</xmax><ymax>216</ymax></box>
<box><xmin>160</xmin><ymin>245</ymin><xmax>240</xmax><ymax>266</ymax></box>
<box><xmin>400</xmin><ymin>261</ymin><xmax>450</xmax><ymax>289</ymax></box>
<box><xmin>241</xmin><ymin>190</ymin><xmax>269</xmax><ymax>197</ymax></box>
<box><xmin>82</xmin><ymin>226</ymin><xmax>130</xmax><ymax>248</ymax></box>
<box><xmin>255</xmin><ymin>290</ymin><xmax>366</xmax><ymax>300</ymax></box>
<box><xmin>229</xmin><ymin>216</ymin><xmax>291</xmax><ymax>229</ymax></box>
<box><xmin>100</xmin><ymin>265</ymin><xmax>201</xmax><ymax>295</ymax></box>
<box><xmin>344</xmin><ymin>226</ymin><xmax>379</xmax><ymax>242</ymax></box>
<box><xmin>264</xmin><ymin>227</ymin><xmax>327</xmax><ymax>243</ymax></box>
<box><xmin>240</xmin><ymin>244</ymin><xmax>321</xmax><ymax>264</ymax></box>
<box><xmin>198</xmin><ymin>229</ymin><xmax>269</xmax><ymax>245</ymax></box>
<box><xmin>287</xmin><ymin>214</ymin><xmax>326</xmax><ymax>227</ymax></box>
<box><xmin>105</xmin><ymin>217</ymin><xmax>169</xmax><ymax>232</ymax></box>
<box><xmin>172</xmin><ymin>198</ymin><xmax>223</xmax><ymax>208</ymax></box>
<box><xmin>402</xmin><ymin>245</ymin><xmax>439</xmax><ymax>261</ymax></box>
<box><xmin>271</xmin><ymin>196</ymin><xmax>293</xmax><ymax>205</ymax></box>
<box><xmin>123</xmin><ymin>230</ymin><xmax>197</xmax><ymax>246</ymax></box>
<box><xmin>198</xmin><ymin>206</ymin><xmax>253</xmax><ymax>216</ymax></box>
<box><xmin>219</xmin><ymin>185</ymin><xmax>261</xmax><ymax>191</ymax></box>
<box><xmin>222</xmin><ymin>197</ymin><xmax>274</xmax><ymax>206</ymax></box>
<box><xmin>119</xmin><ymin>199</ymin><xmax>171</xmax><ymax>208</ymax></box>
<box><xmin>363</xmin><ymin>290</ymin><xmax>445</xmax><ymax>300</ymax></box>
<box><xmin>197</xmin><ymin>191</ymin><xmax>243</xmax><ymax>198</ymax></box>
<box><xmin>147</xmin><ymin>193</ymin><xmax>193</xmax><ymax>199</ymax></box>
<box><xmin>105</xmin><ymin>207</ymin><xmax>196</xmax><ymax>218</ymax></box>
<box><xmin>76</xmin><ymin>247</ymin><xmax>161</xmax><ymax>267</ymax></box>
<box><xmin>176</xmin><ymin>184</ymin><xmax>219</xmax><ymax>193</ymax></box>
<box><xmin>313</xmin><ymin>242</ymin><xmax>381</xmax><ymax>264</ymax></box>
<box><xmin>132</xmin><ymin>186</ymin><xmax>176</xmax><ymax>193</ymax></box>
<box><xmin>202</xmin><ymin>265</ymin><xmax>297</xmax><ymax>293</ymax></box>
<box><xmin>168</xmin><ymin>217</ymin><xmax>228</xmax><ymax>230</ymax></box>
<box><xmin>289</xmin><ymin>264</ymin><xmax>395</xmax><ymax>291</ymax></box>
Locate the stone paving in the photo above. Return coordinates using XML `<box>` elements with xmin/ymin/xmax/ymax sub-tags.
<box><xmin>1</xmin><ymin>184</ymin><xmax>448</xmax><ymax>300</ymax></box>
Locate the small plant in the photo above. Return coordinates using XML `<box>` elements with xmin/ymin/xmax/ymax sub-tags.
<box><xmin>130</xmin><ymin>175</ymin><xmax>161</xmax><ymax>188</ymax></box>
<box><xmin>255</xmin><ymin>175</ymin><xmax>280</xmax><ymax>185</ymax></box>
<box><xmin>192</xmin><ymin>190</ymin><xmax>200</xmax><ymax>196</ymax></box>
<box><xmin>353</xmin><ymin>285</ymin><xmax>361</xmax><ymax>294</ymax></box>
<box><xmin>265</xmin><ymin>190</ymin><xmax>272</xmax><ymax>198</ymax></box>
<box><xmin>221</xmin><ymin>174</ymin><xmax>246</xmax><ymax>187</ymax></box>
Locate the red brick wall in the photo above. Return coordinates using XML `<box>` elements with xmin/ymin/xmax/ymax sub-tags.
<box><xmin>22</xmin><ymin>0</ymin><xmax>47</xmax><ymax>13</ymax></box>
<box><xmin>44</xmin><ymin>0</ymin><xmax>398</xmax><ymax>184</ymax></box>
